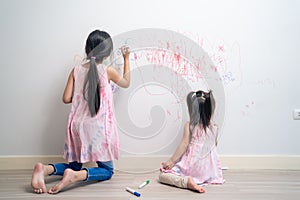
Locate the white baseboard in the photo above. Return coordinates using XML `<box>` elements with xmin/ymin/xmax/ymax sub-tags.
<box><xmin>219</xmin><ymin>155</ymin><xmax>300</xmax><ymax>170</ymax></box>
<box><xmin>0</xmin><ymin>155</ymin><xmax>299</xmax><ymax>171</ymax></box>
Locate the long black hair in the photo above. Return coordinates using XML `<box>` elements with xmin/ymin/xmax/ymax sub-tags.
<box><xmin>83</xmin><ymin>30</ymin><xmax>113</xmax><ymax>117</ymax></box>
<box><xmin>186</xmin><ymin>90</ymin><xmax>215</xmax><ymax>134</ymax></box>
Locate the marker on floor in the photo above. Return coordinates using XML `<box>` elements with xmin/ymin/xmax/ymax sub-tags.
<box><xmin>126</xmin><ymin>187</ymin><xmax>141</xmax><ymax>197</ymax></box>
<box><xmin>138</xmin><ymin>180</ymin><xmax>150</xmax><ymax>189</ymax></box>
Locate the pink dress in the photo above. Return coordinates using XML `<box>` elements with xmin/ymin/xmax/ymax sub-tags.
<box><xmin>162</xmin><ymin>124</ymin><xmax>225</xmax><ymax>185</ymax></box>
<box><xmin>63</xmin><ymin>64</ymin><xmax>119</xmax><ymax>163</ymax></box>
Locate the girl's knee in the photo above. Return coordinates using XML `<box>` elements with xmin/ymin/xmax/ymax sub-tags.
<box><xmin>106</xmin><ymin>171</ymin><xmax>114</xmax><ymax>180</ymax></box>
<box><xmin>158</xmin><ymin>172</ymin><xmax>168</xmax><ymax>183</ymax></box>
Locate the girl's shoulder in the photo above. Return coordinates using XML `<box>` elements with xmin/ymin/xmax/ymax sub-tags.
<box><xmin>72</xmin><ymin>65</ymin><xmax>87</xmax><ymax>77</ymax></box>
<box><xmin>185</xmin><ymin>121</ymin><xmax>190</xmax><ymax>128</ymax></box>
<box><xmin>106</xmin><ymin>65</ymin><xmax>116</xmax><ymax>74</ymax></box>
<box><xmin>210</xmin><ymin>122</ymin><xmax>218</xmax><ymax>130</ymax></box>
<box><xmin>192</xmin><ymin>122</ymin><xmax>218</xmax><ymax>134</ymax></box>
<box><xmin>208</xmin><ymin>122</ymin><xmax>218</xmax><ymax>136</ymax></box>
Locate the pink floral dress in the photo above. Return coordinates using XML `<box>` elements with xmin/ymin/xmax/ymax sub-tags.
<box><xmin>63</xmin><ymin>64</ymin><xmax>119</xmax><ymax>163</ymax></box>
<box><xmin>162</xmin><ymin>124</ymin><xmax>225</xmax><ymax>185</ymax></box>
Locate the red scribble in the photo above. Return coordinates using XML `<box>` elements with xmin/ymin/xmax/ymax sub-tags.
<box><xmin>174</xmin><ymin>53</ymin><xmax>180</xmax><ymax>65</ymax></box>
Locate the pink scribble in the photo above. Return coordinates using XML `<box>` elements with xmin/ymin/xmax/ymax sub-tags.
<box><xmin>166</xmin><ymin>110</ymin><xmax>171</xmax><ymax>116</ymax></box>
<box><xmin>134</xmin><ymin>53</ymin><xmax>138</xmax><ymax>60</ymax></box>
<box><xmin>166</xmin><ymin>42</ymin><xmax>170</xmax><ymax>49</ymax></box>
<box><xmin>241</xmin><ymin>101</ymin><xmax>255</xmax><ymax>116</ymax></box>
<box><xmin>218</xmin><ymin>45</ymin><xmax>225</xmax><ymax>52</ymax></box>
<box><xmin>210</xmin><ymin>65</ymin><xmax>218</xmax><ymax>72</ymax></box>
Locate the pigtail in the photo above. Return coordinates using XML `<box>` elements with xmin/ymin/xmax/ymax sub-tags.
<box><xmin>208</xmin><ymin>90</ymin><xmax>215</xmax><ymax>115</ymax></box>
<box><xmin>187</xmin><ymin>92</ymin><xmax>199</xmax><ymax>136</ymax></box>
<box><xmin>193</xmin><ymin>90</ymin><xmax>214</xmax><ymax>131</ymax></box>
<box><xmin>187</xmin><ymin>90</ymin><xmax>217</xmax><ymax>137</ymax></box>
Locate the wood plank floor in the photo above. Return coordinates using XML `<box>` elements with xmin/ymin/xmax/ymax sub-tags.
<box><xmin>0</xmin><ymin>169</ymin><xmax>300</xmax><ymax>200</ymax></box>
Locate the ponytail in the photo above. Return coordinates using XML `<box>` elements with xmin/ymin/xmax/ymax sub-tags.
<box><xmin>83</xmin><ymin>30</ymin><xmax>113</xmax><ymax>117</ymax></box>
<box><xmin>83</xmin><ymin>56</ymin><xmax>100</xmax><ymax>117</ymax></box>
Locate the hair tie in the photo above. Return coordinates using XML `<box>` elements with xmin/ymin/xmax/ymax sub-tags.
<box><xmin>195</xmin><ymin>91</ymin><xmax>206</xmax><ymax>103</ymax></box>
<box><xmin>91</xmin><ymin>56</ymin><xmax>96</xmax><ymax>60</ymax></box>
<box><xmin>199</xmin><ymin>94</ymin><xmax>206</xmax><ymax>103</ymax></box>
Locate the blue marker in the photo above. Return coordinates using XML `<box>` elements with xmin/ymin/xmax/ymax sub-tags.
<box><xmin>126</xmin><ymin>187</ymin><xmax>141</xmax><ymax>197</ymax></box>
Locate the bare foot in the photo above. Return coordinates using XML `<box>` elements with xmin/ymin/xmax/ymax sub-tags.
<box><xmin>187</xmin><ymin>177</ymin><xmax>205</xmax><ymax>193</ymax></box>
<box><xmin>31</xmin><ymin>163</ymin><xmax>47</xmax><ymax>194</ymax></box>
<box><xmin>48</xmin><ymin>169</ymin><xmax>87</xmax><ymax>194</ymax></box>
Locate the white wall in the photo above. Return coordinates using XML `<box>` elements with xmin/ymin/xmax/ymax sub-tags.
<box><xmin>0</xmin><ymin>0</ymin><xmax>299</xmax><ymax>157</ymax></box>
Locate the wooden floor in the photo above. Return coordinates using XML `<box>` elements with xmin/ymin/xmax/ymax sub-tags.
<box><xmin>0</xmin><ymin>169</ymin><xmax>300</xmax><ymax>200</ymax></box>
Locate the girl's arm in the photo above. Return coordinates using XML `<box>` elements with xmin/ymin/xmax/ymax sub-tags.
<box><xmin>62</xmin><ymin>68</ymin><xmax>74</xmax><ymax>104</ymax></box>
<box><xmin>162</xmin><ymin>122</ymin><xmax>190</xmax><ymax>170</ymax></box>
<box><xmin>107</xmin><ymin>47</ymin><xmax>130</xmax><ymax>88</ymax></box>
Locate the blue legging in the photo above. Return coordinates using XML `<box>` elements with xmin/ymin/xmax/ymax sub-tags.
<box><xmin>49</xmin><ymin>161</ymin><xmax>113</xmax><ymax>181</ymax></box>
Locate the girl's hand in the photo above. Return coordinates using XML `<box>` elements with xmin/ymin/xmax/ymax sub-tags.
<box><xmin>121</xmin><ymin>46</ymin><xmax>130</xmax><ymax>59</ymax></box>
<box><xmin>162</xmin><ymin>160</ymin><xmax>175</xmax><ymax>170</ymax></box>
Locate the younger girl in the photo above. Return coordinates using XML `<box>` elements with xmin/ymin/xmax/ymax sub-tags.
<box><xmin>31</xmin><ymin>30</ymin><xmax>130</xmax><ymax>194</ymax></box>
<box><xmin>159</xmin><ymin>90</ymin><xmax>224</xmax><ymax>193</ymax></box>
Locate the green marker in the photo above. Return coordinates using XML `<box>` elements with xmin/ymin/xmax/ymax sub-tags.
<box><xmin>138</xmin><ymin>180</ymin><xmax>150</xmax><ymax>189</ymax></box>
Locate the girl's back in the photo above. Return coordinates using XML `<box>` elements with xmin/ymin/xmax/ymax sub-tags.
<box><xmin>171</xmin><ymin>124</ymin><xmax>224</xmax><ymax>185</ymax></box>
<box><xmin>63</xmin><ymin>64</ymin><xmax>119</xmax><ymax>163</ymax></box>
